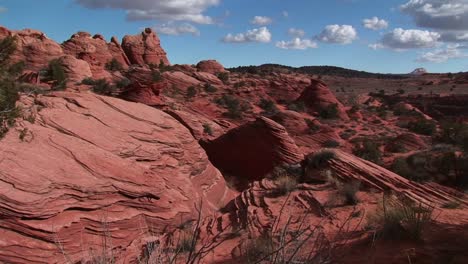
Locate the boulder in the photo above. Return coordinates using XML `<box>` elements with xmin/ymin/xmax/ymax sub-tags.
<box><xmin>196</xmin><ymin>60</ymin><xmax>227</xmax><ymax>74</ymax></box>
<box><xmin>122</xmin><ymin>28</ymin><xmax>170</xmax><ymax>66</ymax></box>
<box><xmin>296</xmin><ymin>79</ymin><xmax>349</xmax><ymax>120</ymax></box>
<box><xmin>0</xmin><ymin>92</ymin><xmax>232</xmax><ymax>263</ymax></box>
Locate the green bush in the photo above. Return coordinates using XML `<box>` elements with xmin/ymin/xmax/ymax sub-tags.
<box><xmin>0</xmin><ymin>36</ymin><xmax>21</xmax><ymax>138</ymax></box>
<box><xmin>323</xmin><ymin>139</ymin><xmax>340</xmax><ymax>148</ymax></box>
<box><xmin>204</xmin><ymin>83</ymin><xmax>217</xmax><ymax>93</ymax></box>
<box><xmin>287</xmin><ymin>101</ymin><xmax>306</xmax><ymax>112</ymax></box>
<box><xmin>203</xmin><ymin>123</ymin><xmax>213</xmax><ymax>136</ymax></box>
<box><xmin>215</xmin><ymin>94</ymin><xmax>247</xmax><ymax>119</ymax></box>
<box><xmin>306</xmin><ymin>150</ymin><xmax>336</xmax><ymax>169</ymax></box>
<box><xmin>258</xmin><ymin>98</ymin><xmax>278</xmax><ymax>116</ymax></box>
<box><xmin>91</xmin><ymin>79</ymin><xmax>117</xmax><ymax>96</ymax></box>
<box><xmin>105</xmin><ymin>58</ymin><xmax>123</xmax><ymax>72</ymax></box>
<box><xmin>305</xmin><ymin>119</ymin><xmax>320</xmax><ymax>134</ymax></box>
<box><xmin>217</xmin><ymin>72</ymin><xmax>229</xmax><ymax>84</ymax></box>
<box><xmin>186</xmin><ymin>86</ymin><xmax>197</xmax><ymax>98</ymax></box>
<box><xmin>151</xmin><ymin>70</ymin><xmax>163</xmax><ymax>82</ymax></box>
<box><xmin>319</xmin><ymin>103</ymin><xmax>339</xmax><ymax>119</ymax></box>
<box><xmin>391</xmin><ymin>158</ymin><xmax>413</xmax><ymax>179</ymax></box>
<box><xmin>43</xmin><ymin>59</ymin><xmax>67</xmax><ymax>90</ymax></box>
<box><xmin>407</xmin><ymin>119</ymin><xmax>437</xmax><ymax>136</ymax></box>
<box><xmin>353</xmin><ymin>139</ymin><xmax>382</xmax><ymax>164</ymax></box>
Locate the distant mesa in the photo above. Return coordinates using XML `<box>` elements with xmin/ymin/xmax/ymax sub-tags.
<box><xmin>410</xmin><ymin>68</ymin><xmax>427</xmax><ymax>76</ymax></box>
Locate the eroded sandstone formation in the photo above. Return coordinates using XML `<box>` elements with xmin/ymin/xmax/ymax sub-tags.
<box><xmin>122</xmin><ymin>28</ymin><xmax>170</xmax><ymax>66</ymax></box>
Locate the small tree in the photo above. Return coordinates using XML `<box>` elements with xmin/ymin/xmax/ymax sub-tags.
<box><xmin>43</xmin><ymin>59</ymin><xmax>68</xmax><ymax>90</ymax></box>
<box><xmin>258</xmin><ymin>98</ymin><xmax>278</xmax><ymax>116</ymax></box>
<box><xmin>105</xmin><ymin>58</ymin><xmax>123</xmax><ymax>72</ymax></box>
<box><xmin>186</xmin><ymin>86</ymin><xmax>197</xmax><ymax>99</ymax></box>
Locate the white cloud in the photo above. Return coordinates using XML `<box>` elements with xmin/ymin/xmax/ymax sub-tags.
<box><xmin>362</xmin><ymin>17</ymin><xmax>389</xmax><ymax>30</ymax></box>
<box><xmin>282</xmin><ymin>11</ymin><xmax>289</xmax><ymax>18</ymax></box>
<box><xmin>316</xmin><ymin>25</ymin><xmax>358</xmax><ymax>44</ymax></box>
<box><xmin>250</xmin><ymin>16</ymin><xmax>273</xmax><ymax>26</ymax></box>
<box><xmin>376</xmin><ymin>28</ymin><xmax>441</xmax><ymax>50</ymax></box>
<box><xmin>276</xmin><ymin>38</ymin><xmax>318</xmax><ymax>50</ymax></box>
<box><xmin>288</xmin><ymin>28</ymin><xmax>305</xmax><ymax>38</ymax></box>
<box><xmin>75</xmin><ymin>0</ymin><xmax>220</xmax><ymax>24</ymax></box>
<box><xmin>0</xmin><ymin>7</ymin><xmax>7</xmax><ymax>13</ymax></box>
<box><xmin>154</xmin><ymin>23</ymin><xmax>200</xmax><ymax>36</ymax></box>
<box><xmin>368</xmin><ymin>43</ymin><xmax>384</xmax><ymax>50</ymax></box>
<box><xmin>401</xmin><ymin>0</ymin><xmax>468</xmax><ymax>31</ymax></box>
<box><xmin>222</xmin><ymin>27</ymin><xmax>272</xmax><ymax>43</ymax></box>
<box><xmin>417</xmin><ymin>44</ymin><xmax>468</xmax><ymax>63</ymax></box>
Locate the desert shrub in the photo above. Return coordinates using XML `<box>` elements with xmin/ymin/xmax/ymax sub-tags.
<box><xmin>241</xmin><ymin>235</ymin><xmax>274</xmax><ymax>263</ymax></box>
<box><xmin>202</xmin><ymin>123</ymin><xmax>213</xmax><ymax>136</ymax></box>
<box><xmin>339</xmin><ymin>181</ymin><xmax>360</xmax><ymax>205</ymax></box>
<box><xmin>186</xmin><ymin>86</ymin><xmax>197</xmax><ymax>98</ymax></box>
<box><xmin>91</xmin><ymin>79</ymin><xmax>117</xmax><ymax>96</ymax></box>
<box><xmin>81</xmin><ymin>77</ymin><xmax>96</xmax><ymax>85</ymax></box>
<box><xmin>115</xmin><ymin>78</ymin><xmax>131</xmax><ymax>89</ymax></box>
<box><xmin>217</xmin><ymin>72</ymin><xmax>229</xmax><ymax>84</ymax></box>
<box><xmin>259</xmin><ymin>98</ymin><xmax>278</xmax><ymax>116</ymax></box>
<box><xmin>407</xmin><ymin>119</ymin><xmax>437</xmax><ymax>136</ymax></box>
<box><xmin>319</xmin><ymin>103</ymin><xmax>339</xmax><ymax>119</ymax></box>
<box><xmin>367</xmin><ymin>196</ymin><xmax>433</xmax><ymax>241</ymax></box>
<box><xmin>204</xmin><ymin>83</ymin><xmax>217</xmax><ymax>93</ymax></box>
<box><xmin>151</xmin><ymin>70</ymin><xmax>163</xmax><ymax>82</ymax></box>
<box><xmin>353</xmin><ymin>139</ymin><xmax>382</xmax><ymax>164</ymax></box>
<box><xmin>0</xmin><ymin>36</ymin><xmax>21</xmax><ymax>138</ymax></box>
<box><xmin>306</xmin><ymin>150</ymin><xmax>336</xmax><ymax>169</ymax></box>
<box><xmin>323</xmin><ymin>139</ymin><xmax>340</xmax><ymax>148</ymax></box>
<box><xmin>386</xmin><ymin>140</ymin><xmax>407</xmax><ymax>153</ymax></box>
<box><xmin>305</xmin><ymin>119</ymin><xmax>320</xmax><ymax>134</ymax></box>
<box><xmin>397</xmin><ymin>89</ymin><xmax>405</xmax><ymax>95</ymax></box>
<box><xmin>390</xmin><ymin>157</ymin><xmax>414</xmax><ymax>179</ymax></box>
<box><xmin>43</xmin><ymin>59</ymin><xmax>67</xmax><ymax>90</ymax></box>
<box><xmin>215</xmin><ymin>94</ymin><xmax>247</xmax><ymax>119</ymax></box>
<box><xmin>273</xmin><ymin>175</ymin><xmax>298</xmax><ymax>196</ymax></box>
<box><xmin>105</xmin><ymin>58</ymin><xmax>123</xmax><ymax>72</ymax></box>
<box><xmin>233</xmin><ymin>81</ymin><xmax>246</xmax><ymax>89</ymax></box>
<box><xmin>437</xmin><ymin>121</ymin><xmax>468</xmax><ymax>151</ymax></box>
<box><xmin>287</xmin><ymin>101</ymin><xmax>306</xmax><ymax>112</ymax></box>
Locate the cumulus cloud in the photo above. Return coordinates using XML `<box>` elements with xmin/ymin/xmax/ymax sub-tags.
<box><xmin>401</xmin><ymin>0</ymin><xmax>468</xmax><ymax>31</ymax></box>
<box><xmin>154</xmin><ymin>23</ymin><xmax>200</xmax><ymax>36</ymax></box>
<box><xmin>417</xmin><ymin>44</ymin><xmax>468</xmax><ymax>62</ymax></box>
<box><xmin>250</xmin><ymin>16</ymin><xmax>273</xmax><ymax>26</ymax></box>
<box><xmin>276</xmin><ymin>38</ymin><xmax>318</xmax><ymax>50</ymax></box>
<box><xmin>288</xmin><ymin>28</ymin><xmax>306</xmax><ymax>38</ymax></box>
<box><xmin>74</xmin><ymin>0</ymin><xmax>220</xmax><ymax>24</ymax></box>
<box><xmin>362</xmin><ymin>17</ymin><xmax>389</xmax><ymax>30</ymax></box>
<box><xmin>316</xmin><ymin>25</ymin><xmax>358</xmax><ymax>44</ymax></box>
<box><xmin>222</xmin><ymin>27</ymin><xmax>272</xmax><ymax>43</ymax></box>
<box><xmin>372</xmin><ymin>28</ymin><xmax>441</xmax><ymax>50</ymax></box>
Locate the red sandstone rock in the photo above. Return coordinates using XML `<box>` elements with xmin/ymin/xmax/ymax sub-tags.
<box><xmin>120</xmin><ymin>67</ymin><xmax>166</xmax><ymax>106</ymax></box>
<box><xmin>122</xmin><ymin>28</ymin><xmax>169</xmax><ymax>66</ymax></box>
<box><xmin>196</xmin><ymin>60</ymin><xmax>227</xmax><ymax>74</ymax></box>
<box><xmin>62</xmin><ymin>32</ymin><xmax>129</xmax><ymax>78</ymax></box>
<box><xmin>0</xmin><ymin>92</ymin><xmax>232</xmax><ymax>263</ymax></box>
<box><xmin>296</xmin><ymin>79</ymin><xmax>349</xmax><ymax>120</ymax></box>
<box><xmin>0</xmin><ymin>27</ymin><xmax>63</xmax><ymax>71</ymax></box>
<box><xmin>165</xmin><ymin>109</ymin><xmax>226</xmax><ymax>140</ymax></box>
<box><xmin>162</xmin><ymin>71</ymin><xmax>202</xmax><ymax>90</ymax></box>
<box><xmin>385</xmin><ymin>133</ymin><xmax>427</xmax><ymax>152</ymax></box>
<box><xmin>56</xmin><ymin>55</ymin><xmax>92</xmax><ymax>83</ymax></box>
<box><xmin>201</xmin><ymin>117</ymin><xmax>304</xmax><ymax>190</ymax></box>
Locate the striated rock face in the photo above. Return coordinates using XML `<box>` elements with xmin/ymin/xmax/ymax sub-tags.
<box><xmin>0</xmin><ymin>92</ymin><xmax>232</xmax><ymax>263</ymax></box>
<box><xmin>120</xmin><ymin>67</ymin><xmax>166</xmax><ymax>106</ymax></box>
<box><xmin>165</xmin><ymin>109</ymin><xmax>226</xmax><ymax>141</ymax></box>
<box><xmin>0</xmin><ymin>27</ymin><xmax>63</xmax><ymax>71</ymax></box>
<box><xmin>196</xmin><ymin>60</ymin><xmax>227</xmax><ymax>74</ymax></box>
<box><xmin>305</xmin><ymin>150</ymin><xmax>467</xmax><ymax>207</ymax></box>
<box><xmin>297</xmin><ymin>79</ymin><xmax>349</xmax><ymax>120</ymax></box>
<box><xmin>56</xmin><ymin>55</ymin><xmax>93</xmax><ymax>83</ymax></box>
<box><xmin>62</xmin><ymin>32</ymin><xmax>130</xmax><ymax>78</ymax></box>
<box><xmin>201</xmin><ymin>117</ymin><xmax>304</xmax><ymax>190</ymax></box>
<box><xmin>122</xmin><ymin>28</ymin><xmax>170</xmax><ymax>66</ymax></box>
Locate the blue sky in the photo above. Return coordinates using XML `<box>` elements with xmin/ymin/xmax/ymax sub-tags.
<box><xmin>0</xmin><ymin>0</ymin><xmax>467</xmax><ymax>73</ymax></box>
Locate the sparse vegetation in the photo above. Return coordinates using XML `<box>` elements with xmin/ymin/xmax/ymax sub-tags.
<box><xmin>203</xmin><ymin>83</ymin><xmax>217</xmax><ymax>93</ymax></box>
<box><xmin>42</xmin><ymin>59</ymin><xmax>68</xmax><ymax>90</ymax></box>
<box><xmin>105</xmin><ymin>58</ymin><xmax>123</xmax><ymax>72</ymax></box>
<box><xmin>186</xmin><ymin>86</ymin><xmax>197</xmax><ymax>99</ymax></box>
<box><xmin>216</xmin><ymin>72</ymin><xmax>229</xmax><ymax>84</ymax></box>
<box><xmin>407</xmin><ymin>119</ymin><xmax>437</xmax><ymax>136</ymax></box>
<box><xmin>259</xmin><ymin>98</ymin><xmax>278</xmax><ymax>116</ymax></box>
<box><xmin>367</xmin><ymin>195</ymin><xmax>434</xmax><ymax>241</ymax></box>
<box><xmin>287</xmin><ymin>101</ymin><xmax>306</xmax><ymax>112</ymax></box>
<box><xmin>273</xmin><ymin>175</ymin><xmax>298</xmax><ymax>196</ymax></box>
<box><xmin>323</xmin><ymin>139</ymin><xmax>340</xmax><ymax>148</ymax></box>
<box><xmin>0</xmin><ymin>36</ymin><xmax>21</xmax><ymax>139</ymax></box>
<box><xmin>306</xmin><ymin>149</ymin><xmax>336</xmax><ymax>169</ymax></box>
<box><xmin>202</xmin><ymin>123</ymin><xmax>213</xmax><ymax>136</ymax></box>
<box><xmin>319</xmin><ymin>103</ymin><xmax>339</xmax><ymax>119</ymax></box>
<box><xmin>215</xmin><ymin>94</ymin><xmax>249</xmax><ymax>119</ymax></box>
<box><xmin>89</xmin><ymin>79</ymin><xmax>117</xmax><ymax>96</ymax></box>
<box><xmin>353</xmin><ymin>139</ymin><xmax>382</xmax><ymax>164</ymax></box>
<box><xmin>305</xmin><ymin>119</ymin><xmax>320</xmax><ymax>134</ymax></box>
